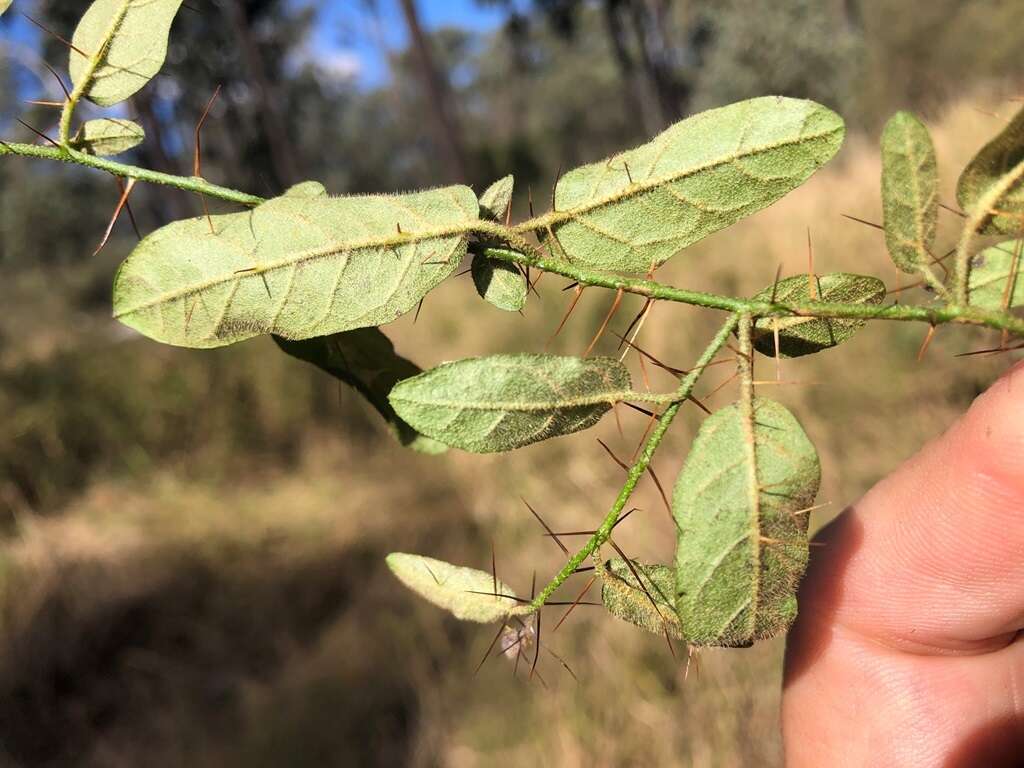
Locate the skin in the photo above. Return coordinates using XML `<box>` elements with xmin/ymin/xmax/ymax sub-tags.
<box><xmin>783</xmin><ymin>359</ymin><xmax>1024</xmax><ymax>767</ymax></box>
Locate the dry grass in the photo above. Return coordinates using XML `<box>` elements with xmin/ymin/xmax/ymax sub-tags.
<box><xmin>0</xmin><ymin>94</ymin><xmax>1021</xmax><ymax>767</ymax></box>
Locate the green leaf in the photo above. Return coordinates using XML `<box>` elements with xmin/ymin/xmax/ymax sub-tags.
<box><xmin>881</xmin><ymin>112</ymin><xmax>939</xmax><ymax>273</ymax></box>
<box><xmin>968</xmin><ymin>240</ymin><xmax>1024</xmax><ymax>311</ymax></box>
<box><xmin>479</xmin><ymin>175</ymin><xmax>513</xmax><ymax>221</ymax></box>
<box><xmin>546</xmin><ymin>97</ymin><xmax>845</xmax><ymax>273</ymax></box>
<box><xmin>112</xmin><ymin>185</ymin><xmax>479</xmax><ymax>348</ymax></box>
<box><xmin>599</xmin><ymin>559</ymin><xmax>683</xmax><ymax>639</ymax></box>
<box><xmin>273</xmin><ymin>328</ymin><xmax>447</xmax><ymax>455</ymax></box>
<box><xmin>751</xmin><ymin>273</ymin><xmax>886</xmax><ymax>357</ymax></box>
<box><xmin>673</xmin><ymin>398</ymin><xmax>820</xmax><ymax>647</ymax></box>
<box><xmin>0</xmin><ymin>1</ymin><xmax>13</xmax><ymax>17</ymax></box>
<box><xmin>70</xmin><ymin>0</ymin><xmax>185</xmax><ymax>107</ymax></box>
<box><xmin>386</xmin><ymin>553</ymin><xmax>523</xmax><ymax>622</ymax></box>
<box><xmin>471</xmin><ymin>254</ymin><xmax>527</xmax><ymax>312</ymax></box>
<box><xmin>282</xmin><ymin>180</ymin><xmax>328</xmax><ymax>198</ymax></box>
<box><xmin>388</xmin><ymin>354</ymin><xmax>631</xmax><ymax>453</ymax></box>
<box><xmin>69</xmin><ymin>117</ymin><xmax>145</xmax><ymax>156</ymax></box>
<box><xmin>957</xmin><ymin>105</ymin><xmax>1024</xmax><ymax>235</ymax></box>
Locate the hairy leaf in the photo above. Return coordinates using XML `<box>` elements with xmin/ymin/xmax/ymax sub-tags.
<box><xmin>957</xmin><ymin>105</ymin><xmax>1024</xmax><ymax>235</ymax></box>
<box><xmin>479</xmin><ymin>175</ymin><xmax>513</xmax><ymax>221</ymax></box>
<box><xmin>674</xmin><ymin>398</ymin><xmax>820</xmax><ymax>647</ymax></box>
<box><xmin>751</xmin><ymin>273</ymin><xmax>886</xmax><ymax>357</ymax></box>
<box><xmin>70</xmin><ymin>117</ymin><xmax>145</xmax><ymax>156</ymax></box>
<box><xmin>600</xmin><ymin>559</ymin><xmax>683</xmax><ymax>639</ymax></box>
<box><xmin>113</xmin><ymin>185</ymin><xmax>479</xmax><ymax>348</ymax></box>
<box><xmin>546</xmin><ymin>97</ymin><xmax>845</xmax><ymax>273</ymax></box>
<box><xmin>283</xmin><ymin>180</ymin><xmax>328</xmax><ymax>198</ymax></box>
<box><xmin>389</xmin><ymin>354</ymin><xmax>631</xmax><ymax>453</ymax></box>
<box><xmin>968</xmin><ymin>240</ymin><xmax>1024</xmax><ymax>311</ymax></box>
<box><xmin>881</xmin><ymin>112</ymin><xmax>938</xmax><ymax>273</ymax></box>
<box><xmin>274</xmin><ymin>328</ymin><xmax>447</xmax><ymax>455</ymax></box>
<box><xmin>386</xmin><ymin>553</ymin><xmax>522</xmax><ymax>623</ymax></box>
<box><xmin>471</xmin><ymin>254</ymin><xmax>527</xmax><ymax>312</ymax></box>
<box><xmin>70</xmin><ymin>0</ymin><xmax>184</xmax><ymax>107</ymax></box>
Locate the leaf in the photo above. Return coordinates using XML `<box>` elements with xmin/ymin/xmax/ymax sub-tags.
<box><xmin>881</xmin><ymin>111</ymin><xmax>939</xmax><ymax>273</ymax></box>
<box><xmin>388</xmin><ymin>354</ymin><xmax>631</xmax><ymax>453</ymax></box>
<box><xmin>283</xmin><ymin>180</ymin><xmax>328</xmax><ymax>198</ymax></box>
<box><xmin>70</xmin><ymin>0</ymin><xmax>185</xmax><ymax>108</ymax></box>
<box><xmin>471</xmin><ymin>254</ymin><xmax>527</xmax><ymax>312</ymax></box>
<box><xmin>751</xmin><ymin>273</ymin><xmax>886</xmax><ymax>357</ymax></box>
<box><xmin>968</xmin><ymin>240</ymin><xmax>1024</xmax><ymax>311</ymax></box>
<box><xmin>0</xmin><ymin>1</ymin><xmax>13</xmax><ymax>17</ymax></box>
<box><xmin>673</xmin><ymin>398</ymin><xmax>820</xmax><ymax>647</ymax></box>
<box><xmin>273</xmin><ymin>328</ymin><xmax>447</xmax><ymax>455</ymax></box>
<box><xmin>600</xmin><ymin>559</ymin><xmax>684</xmax><ymax>639</ymax></box>
<box><xmin>112</xmin><ymin>185</ymin><xmax>479</xmax><ymax>348</ymax></box>
<box><xmin>957</xmin><ymin>105</ymin><xmax>1024</xmax><ymax>235</ymax></box>
<box><xmin>386</xmin><ymin>553</ymin><xmax>523</xmax><ymax>623</ymax></box>
<box><xmin>69</xmin><ymin>117</ymin><xmax>145</xmax><ymax>156</ymax></box>
<box><xmin>479</xmin><ymin>175</ymin><xmax>513</xmax><ymax>221</ymax></box>
<box><xmin>546</xmin><ymin>97</ymin><xmax>845</xmax><ymax>273</ymax></box>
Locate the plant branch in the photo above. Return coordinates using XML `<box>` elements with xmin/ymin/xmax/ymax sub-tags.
<box><xmin>0</xmin><ymin>141</ymin><xmax>266</xmax><ymax>207</ymax></box>
<box><xmin>954</xmin><ymin>156</ymin><xmax>1024</xmax><ymax>305</ymax></box>
<box><xmin>527</xmin><ymin>315</ymin><xmax>740</xmax><ymax>612</ymax></box>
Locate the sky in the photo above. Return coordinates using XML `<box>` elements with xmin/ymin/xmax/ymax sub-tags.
<box><xmin>305</xmin><ymin>0</ymin><xmax>507</xmax><ymax>87</ymax></box>
<box><xmin>0</xmin><ymin>0</ymin><xmax>507</xmax><ymax>90</ymax></box>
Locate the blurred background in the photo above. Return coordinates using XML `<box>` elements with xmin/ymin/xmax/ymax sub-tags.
<box><xmin>0</xmin><ymin>1</ymin><xmax>1021</xmax><ymax>765</ymax></box>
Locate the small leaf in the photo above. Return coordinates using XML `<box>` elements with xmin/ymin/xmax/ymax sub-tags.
<box><xmin>70</xmin><ymin>0</ymin><xmax>185</xmax><ymax>107</ymax></box>
<box><xmin>968</xmin><ymin>240</ymin><xmax>1024</xmax><ymax>311</ymax></box>
<box><xmin>283</xmin><ymin>180</ymin><xmax>328</xmax><ymax>198</ymax></box>
<box><xmin>751</xmin><ymin>273</ymin><xmax>886</xmax><ymax>357</ymax></box>
<box><xmin>957</xmin><ymin>105</ymin><xmax>1024</xmax><ymax>235</ymax></box>
<box><xmin>471</xmin><ymin>254</ymin><xmax>527</xmax><ymax>312</ymax></box>
<box><xmin>547</xmin><ymin>97</ymin><xmax>845</xmax><ymax>273</ymax></box>
<box><xmin>479</xmin><ymin>175</ymin><xmax>513</xmax><ymax>221</ymax></box>
<box><xmin>674</xmin><ymin>398</ymin><xmax>820</xmax><ymax>647</ymax></box>
<box><xmin>881</xmin><ymin>112</ymin><xmax>939</xmax><ymax>273</ymax></box>
<box><xmin>70</xmin><ymin>117</ymin><xmax>145</xmax><ymax>156</ymax></box>
<box><xmin>389</xmin><ymin>354</ymin><xmax>631</xmax><ymax>453</ymax></box>
<box><xmin>274</xmin><ymin>328</ymin><xmax>447</xmax><ymax>455</ymax></box>
<box><xmin>386</xmin><ymin>553</ymin><xmax>522</xmax><ymax>623</ymax></box>
<box><xmin>113</xmin><ymin>185</ymin><xmax>479</xmax><ymax>348</ymax></box>
<box><xmin>600</xmin><ymin>558</ymin><xmax>683</xmax><ymax>639</ymax></box>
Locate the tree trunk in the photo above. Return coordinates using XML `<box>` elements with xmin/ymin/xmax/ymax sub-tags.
<box><xmin>222</xmin><ymin>0</ymin><xmax>300</xmax><ymax>188</ymax></box>
<box><xmin>397</xmin><ymin>0</ymin><xmax>470</xmax><ymax>183</ymax></box>
<box><xmin>602</xmin><ymin>0</ymin><xmax>659</xmax><ymax>136</ymax></box>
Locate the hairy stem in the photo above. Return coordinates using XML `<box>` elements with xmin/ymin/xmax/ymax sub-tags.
<box><xmin>0</xmin><ymin>142</ymin><xmax>266</xmax><ymax>207</ymax></box>
<box><xmin>954</xmin><ymin>156</ymin><xmax>1024</xmax><ymax>306</ymax></box>
<box><xmin>527</xmin><ymin>315</ymin><xmax>740</xmax><ymax>612</ymax></box>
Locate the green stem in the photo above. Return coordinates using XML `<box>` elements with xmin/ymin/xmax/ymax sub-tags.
<box><xmin>478</xmin><ymin>245</ymin><xmax>1024</xmax><ymax>338</ymax></box>
<box><xmin>528</xmin><ymin>315</ymin><xmax>740</xmax><ymax>611</ymax></box>
<box><xmin>0</xmin><ymin>142</ymin><xmax>266</xmax><ymax>207</ymax></box>
<box><xmin>954</xmin><ymin>156</ymin><xmax>1024</xmax><ymax>306</ymax></box>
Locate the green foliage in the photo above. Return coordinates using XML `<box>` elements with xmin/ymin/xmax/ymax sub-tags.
<box><xmin>479</xmin><ymin>175</ymin><xmax>514</xmax><ymax>221</ymax></box>
<box><xmin>673</xmin><ymin>398</ymin><xmax>820</xmax><ymax>647</ymax></box>
<box><xmin>70</xmin><ymin>0</ymin><xmax>185</xmax><ymax>107</ymax></box>
<box><xmin>112</xmin><ymin>185</ymin><xmax>479</xmax><ymax>348</ymax></box>
<box><xmin>389</xmin><ymin>354</ymin><xmax>631</xmax><ymax>453</ymax></box>
<box><xmin>881</xmin><ymin>112</ymin><xmax>939</xmax><ymax>274</ymax></box>
<box><xmin>274</xmin><ymin>328</ymin><xmax>447</xmax><ymax>455</ymax></box>
<box><xmin>546</xmin><ymin>97</ymin><xmax>845</xmax><ymax>273</ymax></box>
<box><xmin>751</xmin><ymin>273</ymin><xmax>886</xmax><ymax>357</ymax></box>
<box><xmin>957</xmin><ymin>105</ymin><xmax>1024</xmax><ymax>235</ymax></box>
<box><xmin>385</xmin><ymin>553</ymin><xmax>523</xmax><ymax>623</ymax></box>
<box><xmin>471</xmin><ymin>254</ymin><xmax>527</xmax><ymax>312</ymax></box>
<box><xmin>69</xmin><ymin>118</ymin><xmax>145</xmax><ymax>156</ymax></box>
<box><xmin>599</xmin><ymin>559</ymin><xmax>683</xmax><ymax>639</ymax></box>
<box><xmin>968</xmin><ymin>241</ymin><xmax>1024</xmax><ymax>311</ymax></box>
